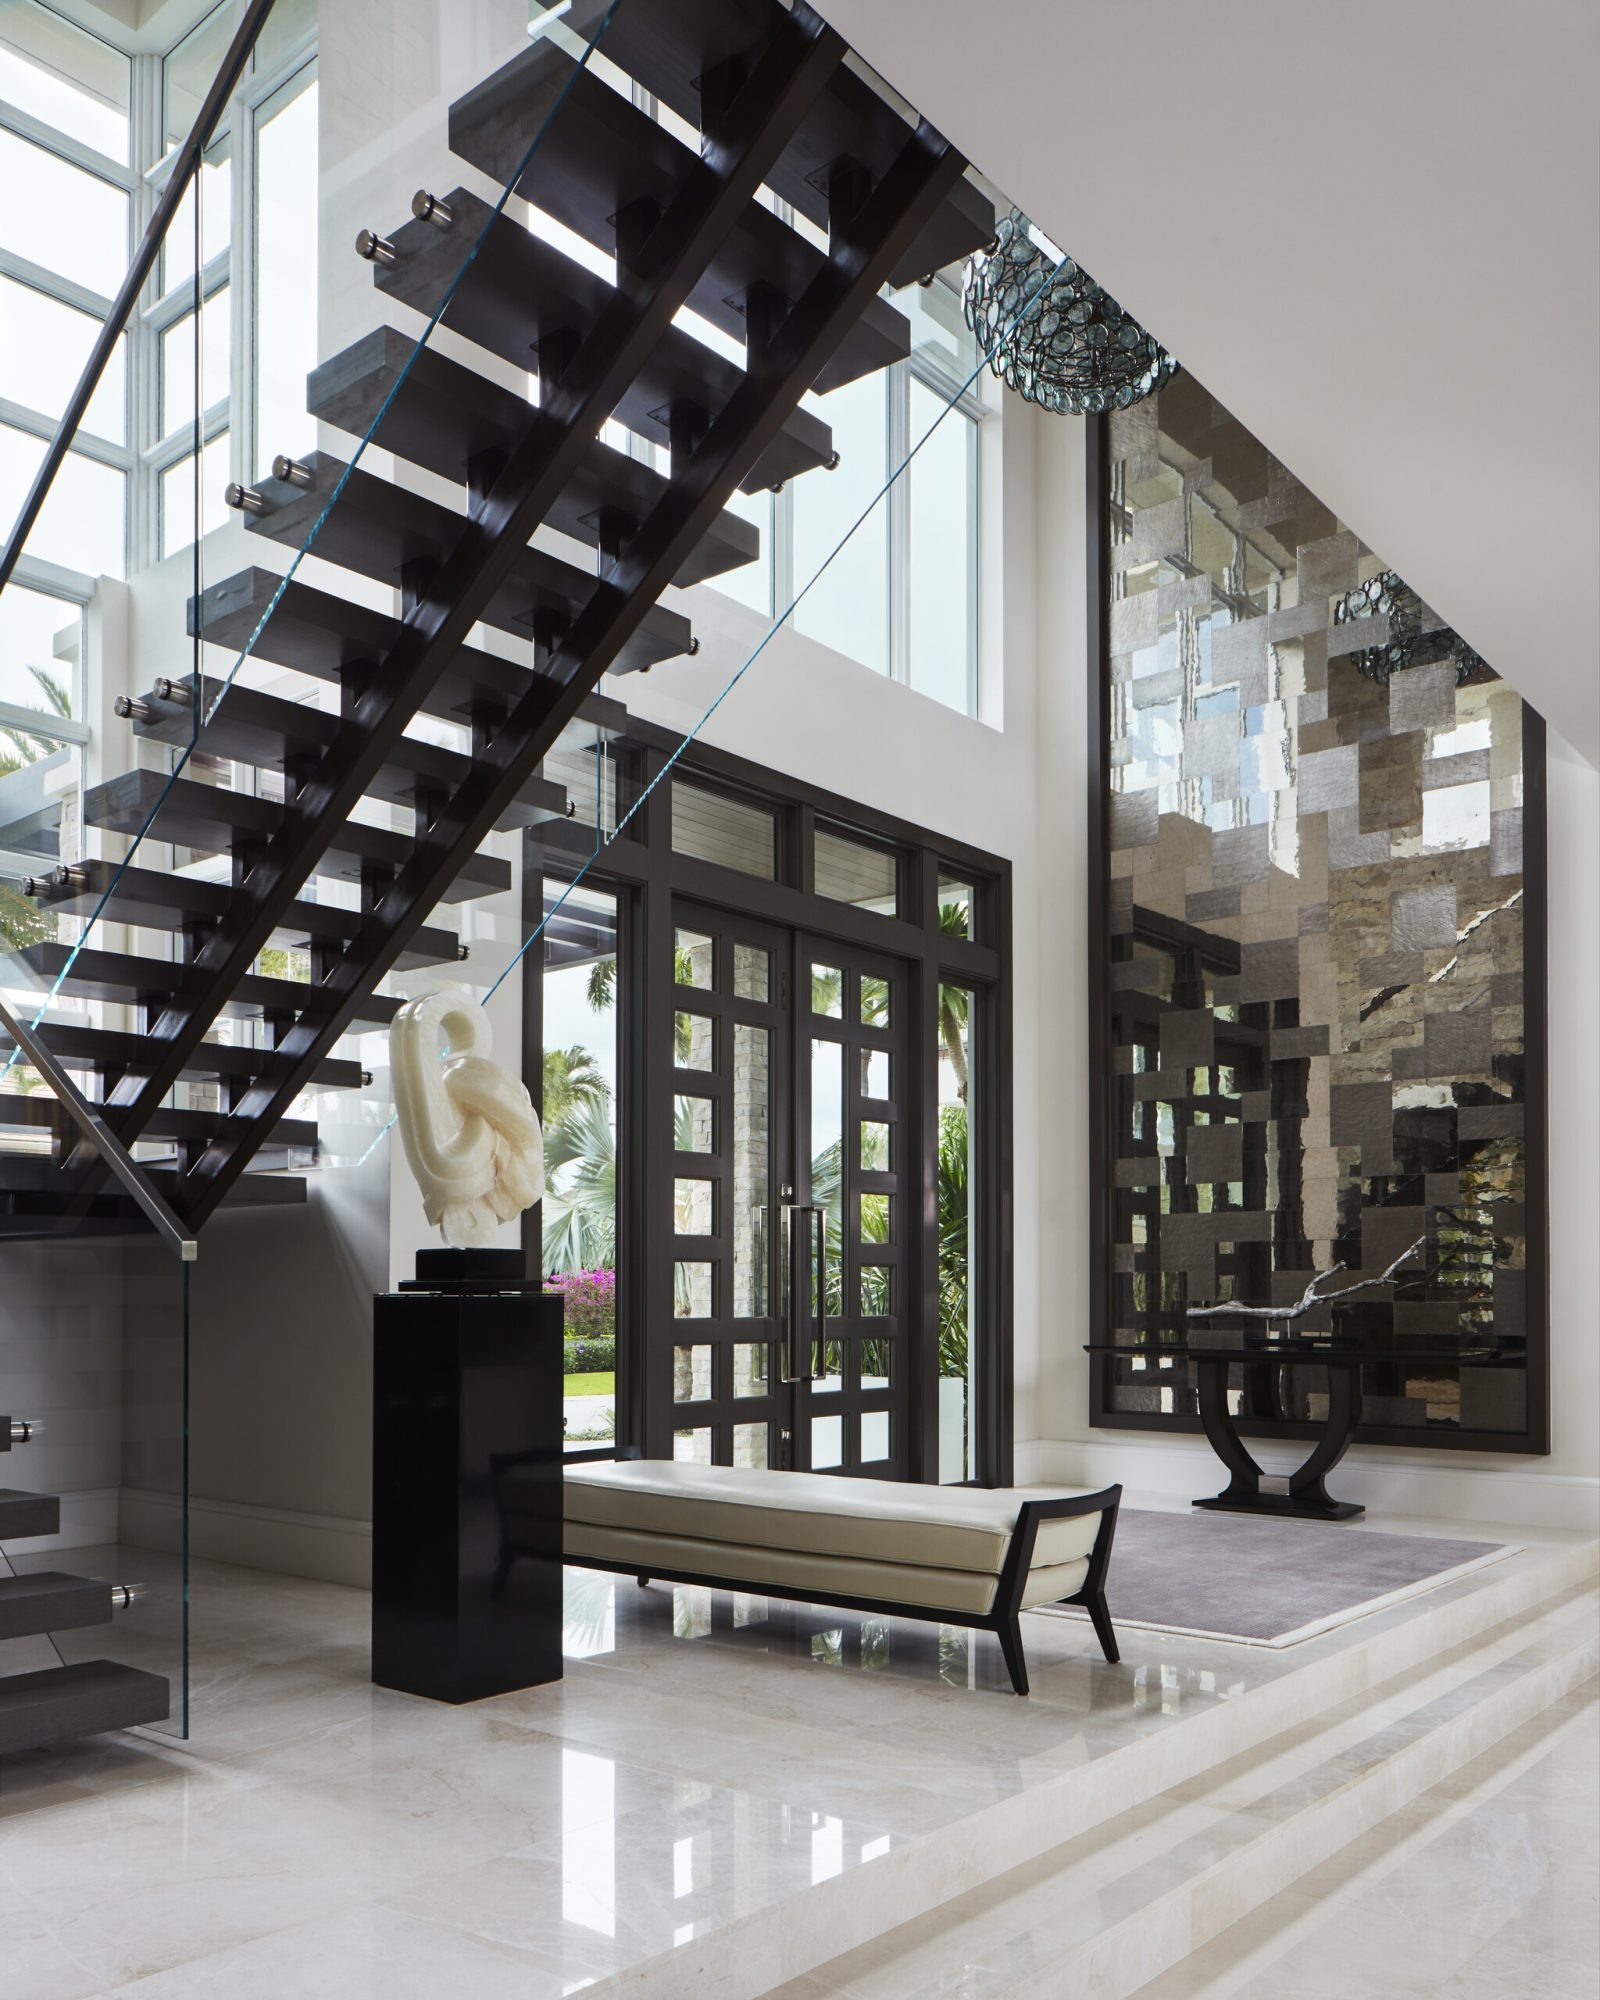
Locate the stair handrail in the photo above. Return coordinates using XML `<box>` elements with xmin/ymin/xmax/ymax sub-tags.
<box><xmin>0</xmin><ymin>0</ymin><xmax>279</xmax><ymax>596</ymax></box>
<box><xmin>0</xmin><ymin>995</ymin><xmax>198</xmax><ymax>1260</ymax></box>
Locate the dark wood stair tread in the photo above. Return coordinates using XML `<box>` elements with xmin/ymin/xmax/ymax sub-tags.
<box><xmin>0</xmin><ymin>1571</ymin><xmax>113</xmax><ymax>1642</ymax></box>
<box><xmin>24</xmin><ymin>859</ymin><xmax>460</xmax><ymax>971</ymax></box>
<box><xmin>448</xmin><ymin>46</ymin><xmax>910</xmax><ymax>396</ymax></box>
<box><xmin>373</xmin><ymin>188</ymin><xmax>833</xmax><ymax>492</ymax></box>
<box><xmin>81</xmin><ymin>769</ymin><xmax>512</xmax><ymax>903</ymax></box>
<box><xmin>308</xmin><ymin>328</ymin><xmax>760</xmax><ymax>587</ymax></box>
<box><xmin>0</xmin><ymin>1659</ymin><xmax>169</xmax><ymax>1754</ymax></box>
<box><xmin>593</xmin><ymin>0</ymin><xmax>995</xmax><ymax>287</ymax></box>
<box><xmin>240</xmin><ymin>450</ymin><xmax>693</xmax><ymax>672</ymax></box>
<box><xmin>11</xmin><ymin>943</ymin><xmax>399</xmax><ymax>1028</ymax></box>
<box><xmin>0</xmin><ymin>1020</ymin><xmax>365</xmax><ymax>1092</ymax></box>
<box><xmin>0</xmin><ymin>1488</ymin><xmax>60</xmax><ymax>1539</ymax></box>
<box><xmin>127</xmin><ymin>674</ymin><xmax>570</xmax><ymax>831</ymax></box>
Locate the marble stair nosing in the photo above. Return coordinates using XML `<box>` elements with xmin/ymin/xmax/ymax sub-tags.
<box><xmin>762</xmin><ymin>1587</ymin><xmax>1600</xmax><ymax>2000</ymax></box>
<box><xmin>579</xmin><ymin>1540</ymin><xmax>1597</xmax><ymax>2000</ymax></box>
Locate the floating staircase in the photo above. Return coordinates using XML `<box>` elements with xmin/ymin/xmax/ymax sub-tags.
<box><xmin>0</xmin><ymin>0</ymin><xmax>992</xmax><ymax>1237</ymax></box>
<box><xmin>0</xmin><ymin>1423</ymin><xmax>168</xmax><ymax>1756</ymax></box>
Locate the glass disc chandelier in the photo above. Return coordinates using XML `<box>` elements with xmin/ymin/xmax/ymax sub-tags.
<box><xmin>1333</xmin><ymin>572</ymin><xmax>1487</xmax><ymax>687</ymax></box>
<box><xmin>963</xmin><ymin>209</ymin><xmax>1177</xmax><ymax>416</ymax></box>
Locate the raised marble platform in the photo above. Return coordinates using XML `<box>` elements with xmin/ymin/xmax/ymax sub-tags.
<box><xmin>0</xmin><ymin>1509</ymin><xmax>1593</xmax><ymax>2000</ymax></box>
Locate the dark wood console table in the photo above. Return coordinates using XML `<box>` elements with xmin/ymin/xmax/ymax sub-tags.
<box><xmin>1084</xmin><ymin>1339</ymin><xmax>1500</xmax><ymax>1522</ymax></box>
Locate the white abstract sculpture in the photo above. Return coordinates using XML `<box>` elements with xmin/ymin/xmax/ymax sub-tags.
<box><xmin>390</xmin><ymin>985</ymin><xmax>544</xmax><ymax>1247</ymax></box>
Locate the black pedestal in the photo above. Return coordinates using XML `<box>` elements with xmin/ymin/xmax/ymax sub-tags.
<box><xmin>372</xmin><ymin>1257</ymin><xmax>565</xmax><ymax>1703</ymax></box>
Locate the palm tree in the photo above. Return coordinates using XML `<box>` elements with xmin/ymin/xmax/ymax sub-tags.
<box><xmin>0</xmin><ymin>667</ymin><xmax>72</xmax><ymax>775</ymax></box>
<box><xmin>542</xmin><ymin>1044</ymin><xmax>607</xmax><ymax>1124</ymax></box>
<box><xmin>541</xmin><ymin>1089</ymin><xmax>617</xmax><ymax>1273</ymax></box>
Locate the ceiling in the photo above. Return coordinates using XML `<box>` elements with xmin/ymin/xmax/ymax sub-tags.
<box><xmin>820</xmin><ymin>0</ymin><xmax>1600</xmax><ymax>765</ymax></box>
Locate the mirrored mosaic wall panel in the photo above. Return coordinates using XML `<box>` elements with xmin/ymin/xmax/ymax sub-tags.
<box><xmin>1093</xmin><ymin>375</ymin><xmax>1547</xmax><ymax>1451</ymax></box>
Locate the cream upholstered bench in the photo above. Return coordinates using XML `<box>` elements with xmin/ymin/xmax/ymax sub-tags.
<box><xmin>561</xmin><ymin>1458</ymin><xmax>1121</xmax><ymax>1695</ymax></box>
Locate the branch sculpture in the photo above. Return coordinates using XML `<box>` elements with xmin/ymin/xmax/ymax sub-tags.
<box><xmin>1186</xmin><ymin>1236</ymin><xmax>1427</xmax><ymax>1323</ymax></box>
<box><xmin>390</xmin><ymin>984</ymin><xmax>544</xmax><ymax>1247</ymax></box>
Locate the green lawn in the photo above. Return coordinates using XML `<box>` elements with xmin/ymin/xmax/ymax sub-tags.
<box><xmin>564</xmin><ymin>1371</ymin><xmax>615</xmax><ymax>1397</ymax></box>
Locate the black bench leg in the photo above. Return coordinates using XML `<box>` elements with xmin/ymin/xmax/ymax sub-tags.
<box><xmin>996</xmin><ymin>1616</ymin><xmax>1029</xmax><ymax>1696</ymax></box>
<box><xmin>1084</xmin><ymin>1587</ymin><xmax>1119</xmax><ymax>1664</ymax></box>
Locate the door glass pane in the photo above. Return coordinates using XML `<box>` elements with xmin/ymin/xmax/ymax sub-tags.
<box><xmin>0</xmin><ymin>129</ymin><xmax>127</xmax><ymax>295</ymax></box>
<box><xmin>732</xmin><ymin>1023</ymin><xmax>770</xmax><ymax>1317</ymax></box>
<box><xmin>860</xmin><ymin>1268</ymin><xmax>891</xmax><ymax>1318</ymax></box>
<box><xmin>255</xmin><ymin>76</ymin><xmax>319</xmax><ymax>476</ymax></box>
<box><xmin>674</xmin><ymin>1262</ymin><xmax>713</xmax><ymax>1317</ymax></box>
<box><xmin>859</xmin><ymin>1120</ymin><xmax>890</xmax><ymax>1170</ymax></box>
<box><xmin>859</xmin><ymin>1192</ymin><xmax>890</xmax><ymax>1243</ymax></box>
<box><xmin>860</xmin><ymin>1411</ymin><xmax>891</xmax><ymax>1463</ymax></box>
<box><xmin>810</xmin><ymin>1414</ymin><xmax>843</xmax><ymax>1469</ymax></box>
<box><xmin>674</xmin><ymin>927</ymin><xmax>714</xmax><ymax>988</ymax></box>
<box><xmin>674</xmin><ymin>1094</ymin><xmax>715</xmax><ymax>1152</ymax></box>
<box><xmin>814</xmin><ymin>827</ymin><xmax>898</xmax><ymax>916</ymax></box>
<box><xmin>671</xmin><ymin>779</ymin><xmax>776</xmax><ymax>878</ymax></box>
<box><xmin>861</xmin><ymin>1336</ymin><xmax>891</xmax><ymax>1386</ymax></box>
<box><xmin>733</xmin><ymin>1421</ymin><xmax>769</xmax><ymax>1468</ymax></box>
<box><xmin>673</xmin><ymin>1345</ymin><xmax>713</xmax><ymax>1401</ymax></box>
<box><xmin>860</xmin><ymin>1047</ymin><xmax>890</xmax><ymax>1099</ymax></box>
<box><xmin>542</xmin><ymin>879</ymin><xmax>620</xmax><ymax>1455</ymax></box>
<box><xmin>859</xmin><ymin>974</ymin><xmax>891</xmax><ymax>1027</ymax></box>
<box><xmin>674</xmin><ymin>1178</ymin><xmax>713</xmax><ymax>1235</ymax></box>
<box><xmin>0</xmin><ymin>278</ymin><xmax>125</xmax><ymax>441</ymax></box>
<box><xmin>733</xmin><ymin>943</ymin><xmax>769</xmax><ymax>1001</ymax></box>
<box><xmin>810</xmin><ymin>1039</ymin><xmax>843</xmax><ymax>1217</ymax></box>
<box><xmin>811</xmin><ymin>963</ymin><xmax>842</xmax><ymax>1017</ymax></box>
<box><xmin>938</xmin><ymin>982</ymin><xmax>976</xmax><ymax>1482</ymax></box>
<box><xmin>674</xmin><ymin>1427</ymin><xmax>713</xmax><ymax>1463</ymax></box>
<box><xmin>675</xmin><ymin>1011</ymin><xmax>714</xmax><ymax>1069</ymax></box>
<box><xmin>733</xmin><ymin>1343</ymin><xmax>769</xmax><ymax>1397</ymax></box>
<box><xmin>817</xmin><ymin>1339</ymin><xmax>842</xmax><ymax>1393</ymax></box>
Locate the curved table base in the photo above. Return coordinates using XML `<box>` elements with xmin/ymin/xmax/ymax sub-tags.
<box><xmin>1192</xmin><ymin>1356</ymin><xmax>1365</xmax><ymax>1522</ymax></box>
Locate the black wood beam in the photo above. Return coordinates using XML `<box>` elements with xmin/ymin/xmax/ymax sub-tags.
<box><xmin>100</xmin><ymin>3</ymin><xmax>845</xmax><ymax>1152</ymax></box>
<box><xmin>180</xmin><ymin>120</ymin><xmax>968</xmax><ymax>1226</ymax></box>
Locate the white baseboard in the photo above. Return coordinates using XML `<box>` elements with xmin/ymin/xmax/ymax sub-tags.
<box><xmin>1018</xmin><ymin>1435</ymin><xmax>1600</xmax><ymax>1534</ymax></box>
<box><xmin>121</xmin><ymin>1488</ymin><xmax>372</xmax><ymax>1588</ymax></box>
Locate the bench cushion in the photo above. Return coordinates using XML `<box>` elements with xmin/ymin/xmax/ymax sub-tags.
<box><xmin>563</xmin><ymin>1460</ymin><xmax>1104</xmax><ymax>1575</ymax></box>
<box><xmin>565</xmin><ymin>1520</ymin><xmax>1090</xmax><ymax>1616</ymax></box>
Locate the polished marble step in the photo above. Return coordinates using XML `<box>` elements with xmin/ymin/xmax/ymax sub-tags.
<box><xmin>240</xmin><ymin>451</ymin><xmax>693</xmax><ymax>672</ymax></box>
<box><xmin>0</xmin><ymin>1569</ymin><xmax>112</xmax><ymax>1641</ymax></box>
<box><xmin>82</xmin><ymin>769</ymin><xmax>512</xmax><ymax>903</ymax></box>
<box><xmin>309</xmin><ymin>327</ymin><xmax>760</xmax><ymax>586</ymax></box>
<box><xmin>759</xmin><ymin>1587</ymin><xmax>1600</xmax><ymax>2000</ymax></box>
<box><xmin>0</xmin><ymin>1657</ymin><xmax>168</xmax><ymax>1755</ymax></box>
<box><xmin>594</xmin><ymin>0</ymin><xmax>996</xmax><ymax>288</ymax></box>
<box><xmin>448</xmin><ymin>44</ymin><xmax>910</xmax><ymax>395</ymax></box>
<box><xmin>1127</xmin><ymin>1683</ymin><xmax>1599</xmax><ymax>2000</ymax></box>
<box><xmin>371</xmin><ymin>186</ymin><xmax>833</xmax><ymax>492</ymax></box>
<box><xmin>127</xmin><ymin>674</ymin><xmax>571</xmax><ymax>831</ymax></box>
<box><xmin>22</xmin><ymin>858</ymin><xmax>460</xmax><ymax>972</ymax></box>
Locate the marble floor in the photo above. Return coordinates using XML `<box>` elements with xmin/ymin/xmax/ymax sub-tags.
<box><xmin>1130</xmin><ymin>1685</ymin><xmax>1599</xmax><ymax>2000</ymax></box>
<box><xmin>0</xmin><ymin>1513</ymin><xmax>1592</xmax><ymax>1999</ymax></box>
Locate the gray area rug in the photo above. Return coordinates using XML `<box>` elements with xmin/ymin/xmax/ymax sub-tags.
<box><xmin>1040</xmin><ymin>1509</ymin><xmax>1512</xmax><ymax>1648</ymax></box>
